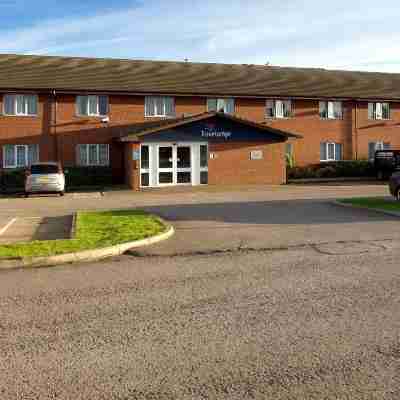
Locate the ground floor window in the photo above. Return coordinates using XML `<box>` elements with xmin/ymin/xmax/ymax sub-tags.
<box><xmin>76</xmin><ymin>144</ymin><xmax>109</xmax><ymax>166</ymax></box>
<box><xmin>2</xmin><ymin>144</ymin><xmax>39</xmax><ymax>168</ymax></box>
<box><xmin>368</xmin><ymin>141</ymin><xmax>390</xmax><ymax>160</ymax></box>
<box><xmin>320</xmin><ymin>142</ymin><xmax>342</xmax><ymax>161</ymax></box>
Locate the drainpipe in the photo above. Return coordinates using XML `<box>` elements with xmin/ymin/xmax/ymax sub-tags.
<box><xmin>51</xmin><ymin>89</ymin><xmax>59</xmax><ymax>163</ymax></box>
<box><xmin>354</xmin><ymin>101</ymin><xmax>358</xmax><ymax>160</ymax></box>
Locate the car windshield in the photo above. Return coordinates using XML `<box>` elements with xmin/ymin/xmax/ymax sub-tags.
<box><xmin>30</xmin><ymin>164</ymin><xmax>60</xmax><ymax>174</ymax></box>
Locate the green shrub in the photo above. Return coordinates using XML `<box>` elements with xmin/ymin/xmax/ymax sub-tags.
<box><xmin>0</xmin><ymin>166</ymin><xmax>115</xmax><ymax>193</ymax></box>
<box><xmin>65</xmin><ymin>166</ymin><xmax>113</xmax><ymax>188</ymax></box>
<box><xmin>285</xmin><ymin>153</ymin><xmax>295</xmax><ymax>169</ymax></box>
<box><xmin>287</xmin><ymin>160</ymin><xmax>375</xmax><ymax>180</ymax></box>
<box><xmin>0</xmin><ymin>168</ymin><xmax>25</xmax><ymax>192</ymax></box>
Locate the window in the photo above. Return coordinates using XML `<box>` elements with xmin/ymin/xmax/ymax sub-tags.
<box><xmin>319</xmin><ymin>101</ymin><xmax>343</xmax><ymax>119</ymax></box>
<box><xmin>368</xmin><ymin>141</ymin><xmax>390</xmax><ymax>160</ymax></box>
<box><xmin>140</xmin><ymin>145</ymin><xmax>151</xmax><ymax>187</ymax></box>
<box><xmin>76</xmin><ymin>95</ymin><xmax>108</xmax><ymax>116</ymax></box>
<box><xmin>3</xmin><ymin>144</ymin><xmax>39</xmax><ymax>168</ymax></box>
<box><xmin>368</xmin><ymin>102</ymin><xmax>390</xmax><ymax>120</ymax></box>
<box><xmin>3</xmin><ymin>94</ymin><xmax>38</xmax><ymax>116</ymax></box>
<box><xmin>266</xmin><ymin>99</ymin><xmax>292</xmax><ymax>118</ymax></box>
<box><xmin>145</xmin><ymin>96</ymin><xmax>175</xmax><ymax>117</ymax></box>
<box><xmin>207</xmin><ymin>98</ymin><xmax>235</xmax><ymax>114</ymax></box>
<box><xmin>320</xmin><ymin>142</ymin><xmax>342</xmax><ymax>161</ymax></box>
<box><xmin>200</xmin><ymin>144</ymin><xmax>208</xmax><ymax>184</ymax></box>
<box><xmin>285</xmin><ymin>143</ymin><xmax>293</xmax><ymax>157</ymax></box>
<box><xmin>76</xmin><ymin>144</ymin><xmax>109</xmax><ymax>166</ymax></box>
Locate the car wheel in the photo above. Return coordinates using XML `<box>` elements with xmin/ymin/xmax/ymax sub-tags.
<box><xmin>377</xmin><ymin>170</ymin><xmax>384</xmax><ymax>180</ymax></box>
<box><xmin>24</xmin><ymin>192</ymin><xmax>29</xmax><ymax>198</ymax></box>
<box><xmin>59</xmin><ymin>191</ymin><xmax>65</xmax><ymax>197</ymax></box>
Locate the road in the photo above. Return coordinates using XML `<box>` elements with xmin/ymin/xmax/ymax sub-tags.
<box><xmin>1</xmin><ymin>239</ymin><xmax>400</xmax><ymax>399</ymax></box>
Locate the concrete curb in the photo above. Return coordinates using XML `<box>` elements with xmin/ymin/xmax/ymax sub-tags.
<box><xmin>0</xmin><ymin>222</ymin><xmax>174</xmax><ymax>270</ymax></box>
<box><xmin>332</xmin><ymin>200</ymin><xmax>400</xmax><ymax>218</ymax></box>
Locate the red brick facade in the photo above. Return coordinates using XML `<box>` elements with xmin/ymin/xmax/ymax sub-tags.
<box><xmin>1</xmin><ymin>93</ymin><xmax>399</xmax><ymax>188</ymax></box>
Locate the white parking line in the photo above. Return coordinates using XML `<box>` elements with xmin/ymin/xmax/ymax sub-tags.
<box><xmin>0</xmin><ymin>218</ymin><xmax>17</xmax><ymax>236</ymax></box>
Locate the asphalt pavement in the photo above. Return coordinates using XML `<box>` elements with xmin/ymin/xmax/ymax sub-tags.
<box><xmin>1</xmin><ymin>241</ymin><xmax>400</xmax><ymax>399</ymax></box>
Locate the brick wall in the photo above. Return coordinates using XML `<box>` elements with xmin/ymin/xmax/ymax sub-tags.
<box><xmin>1</xmin><ymin>92</ymin><xmax>400</xmax><ymax>178</ymax></box>
<box><xmin>208</xmin><ymin>141</ymin><xmax>286</xmax><ymax>185</ymax></box>
<box><xmin>235</xmin><ymin>98</ymin><xmax>354</xmax><ymax>166</ymax></box>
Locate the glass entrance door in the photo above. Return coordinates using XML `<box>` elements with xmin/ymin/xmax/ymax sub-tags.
<box><xmin>176</xmin><ymin>146</ymin><xmax>192</xmax><ymax>184</ymax></box>
<box><xmin>158</xmin><ymin>146</ymin><xmax>174</xmax><ymax>184</ymax></box>
<box><xmin>157</xmin><ymin>145</ymin><xmax>192</xmax><ymax>185</ymax></box>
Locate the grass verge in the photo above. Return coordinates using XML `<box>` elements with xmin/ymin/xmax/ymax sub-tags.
<box><xmin>0</xmin><ymin>210</ymin><xmax>166</xmax><ymax>259</ymax></box>
<box><xmin>340</xmin><ymin>197</ymin><xmax>400</xmax><ymax>212</ymax></box>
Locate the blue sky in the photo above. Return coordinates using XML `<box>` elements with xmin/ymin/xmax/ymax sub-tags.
<box><xmin>1</xmin><ymin>0</ymin><xmax>399</xmax><ymax>72</ymax></box>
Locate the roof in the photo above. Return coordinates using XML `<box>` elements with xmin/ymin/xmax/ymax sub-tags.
<box><xmin>119</xmin><ymin>112</ymin><xmax>302</xmax><ymax>142</ymax></box>
<box><xmin>1</xmin><ymin>54</ymin><xmax>400</xmax><ymax>100</ymax></box>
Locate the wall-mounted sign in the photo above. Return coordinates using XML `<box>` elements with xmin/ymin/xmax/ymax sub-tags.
<box><xmin>201</xmin><ymin>122</ymin><xmax>232</xmax><ymax>139</ymax></box>
<box><xmin>133</xmin><ymin>150</ymin><xmax>140</xmax><ymax>161</ymax></box>
<box><xmin>250</xmin><ymin>150</ymin><xmax>263</xmax><ymax>160</ymax></box>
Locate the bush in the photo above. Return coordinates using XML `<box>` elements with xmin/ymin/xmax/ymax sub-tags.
<box><xmin>65</xmin><ymin>166</ymin><xmax>113</xmax><ymax>188</ymax></box>
<box><xmin>0</xmin><ymin>168</ymin><xmax>25</xmax><ymax>192</ymax></box>
<box><xmin>0</xmin><ymin>166</ymin><xmax>115</xmax><ymax>193</ymax></box>
<box><xmin>287</xmin><ymin>161</ymin><xmax>375</xmax><ymax>180</ymax></box>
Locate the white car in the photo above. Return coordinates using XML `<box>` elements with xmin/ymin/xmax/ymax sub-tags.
<box><xmin>25</xmin><ymin>162</ymin><xmax>65</xmax><ymax>197</ymax></box>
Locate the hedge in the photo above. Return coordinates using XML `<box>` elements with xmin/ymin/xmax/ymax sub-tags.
<box><xmin>0</xmin><ymin>166</ymin><xmax>115</xmax><ymax>192</ymax></box>
<box><xmin>287</xmin><ymin>161</ymin><xmax>376</xmax><ymax>180</ymax></box>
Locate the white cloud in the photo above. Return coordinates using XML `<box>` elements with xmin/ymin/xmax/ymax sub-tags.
<box><xmin>0</xmin><ymin>0</ymin><xmax>399</xmax><ymax>72</ymax></box>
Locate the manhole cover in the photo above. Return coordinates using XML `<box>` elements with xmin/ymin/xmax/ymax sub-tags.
<box><xmin>315</xmin><ymin>241</ymin><xmax>386</xmax><ymax>255</ymax></box>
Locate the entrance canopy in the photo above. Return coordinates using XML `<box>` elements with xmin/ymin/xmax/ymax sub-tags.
<box><xmin>119</xmin><ymin>112</ymin><xmax>302</xmax><ymax>143</ymax></box>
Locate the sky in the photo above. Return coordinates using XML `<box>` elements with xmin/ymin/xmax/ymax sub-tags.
<box><xmin>1</xmin><ymin>0</ymin><xmax>399</xmax><ymax>72</ymax></box>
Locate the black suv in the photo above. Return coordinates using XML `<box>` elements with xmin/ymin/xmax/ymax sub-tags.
<box><xmin>389</xmin><ymin>172</ymin><xmax>400</xmax><ymax>200</ymax></box>
<box><xmin>374</xmin><ymin>149</ymin><xmax>400</xmax><ymax>180</ymax></box>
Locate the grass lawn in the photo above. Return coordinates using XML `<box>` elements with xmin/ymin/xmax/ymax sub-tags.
<box><xmin>340</xmin><ymin>197</ymin><xmax>400</xmax><ymax>212</ymax></box>
<box><xmin>0</xmin><ymin>210</ymin><xmax>166</xmax><ymax>259</ymax></box>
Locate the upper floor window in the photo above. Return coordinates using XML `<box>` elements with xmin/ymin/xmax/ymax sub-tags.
<box><xmin>368</xmin><ymin>102</ymin><xmax>390</xmax><ymax>120</ymax></box>
<box><xmin>266</xmin><ymin>99</ymin><xmax>292</xmax><ymax>119</ymax></box>
<box><xmin>3</xmin><ymin>94</ymin><xmax>38</xmax><ymax>116</ymax></box>
<box><xmin>319</xmin><ymin>101</ymin><xmax>343</xmax><ymax>119</ymax></box>
<box><xmin>76</xmin><ymin>95</ymin><xmax>108</xmax><ymax>117</ymax></box>
<box><xmin>320</xmin><ymin>142</ymin><xmax>342</xmax><ymax>161</ymax></box>
<box><xmin>207</xmin><ymin>98</ymin><xmax>235</xmax><ymax>114</ymax></box>
<box><xmin>3</xmin><ymin>144</ymin><xmax>39</xmax><ymax>168</ymax></box>
<box><xmin>368</xmin><ymin>141</ymin><xmax>390</xmax><ymax>160</ymax></box>
<box><xmin>145</xmin><ymin>96</ymin><xmax>175</xmax><ymax>117</ymax></box>
<box><xmin>76</xmin><ymin>144</ymin><xmax>110</xmax><ymax>166</ymax></box>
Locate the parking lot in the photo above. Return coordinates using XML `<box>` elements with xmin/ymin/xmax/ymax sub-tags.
<box><xmin>0</xmin><ymin>183</ymin><xmax>393</xmax><ymax>253</ymax></box>
<box><xmin>2</xmin><ymin>183</ymin><xmax>400</xmax><ymax>399</ymax></box>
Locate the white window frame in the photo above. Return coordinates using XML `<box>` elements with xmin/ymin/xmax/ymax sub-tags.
<box><xmin>2</xmin><ymin>144</ymin><xmax>39</xmax><ymax>168</ymax></box>
<box><xmin>266</xmin><ymin>99</ymin><xmax>292</xmax><ymax>119</ymax></box>
<box><xmin>206</xmin><ymin>98</ymin><xmax>235</xmax><ymax>114</ymax></box>
<box><xmin>199</xmin><ymin>144</ymin><xmax>209</xmax><ymax>185</ymax></box>
<box><xmin>140</xmin><ymin>144</ymin><xmax>152</xmax><ymax>187</ymax></box>
<box><xmin>320</xmin><ymin>142</ymin><xmax>342</xmax><ymax>162</ymax></box>
<box><xmin>76</xmin><ymin>95</ymin><xmax>109</xmax><ymax>117</ymax></box>
<box><xmin>77</xmin><ymin>144</ymin><xmax>110</xmax><ymax>166</ymax></box>
<box><xmin>3</xmin><ymin>94</ymin><xmax>38</xmax><ymax>116</ymax></box>
<box><xmin>368</xmin><ymin>141</ymin><xmax>391</xmax><ymax>160</ymax></box>
<box><xmin>319</xmin><ymin>101</ymin><xmax>343</xmax><ymax>119</ymax></box>
<box><xmin>145</xmin><ymin>96</ymin><xmax>175</xmax><ymax>118</ymax></box>
<box><xmin>368</xmin><ymin>102</ymin><xmax>390</xmax><ymax>120</ymax></box>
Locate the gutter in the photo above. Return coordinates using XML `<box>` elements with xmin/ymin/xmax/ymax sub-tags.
<box><xmin>2</xmin><ymin>88</ymin><xmax>400</xmax><ymax>103</ymax></box>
